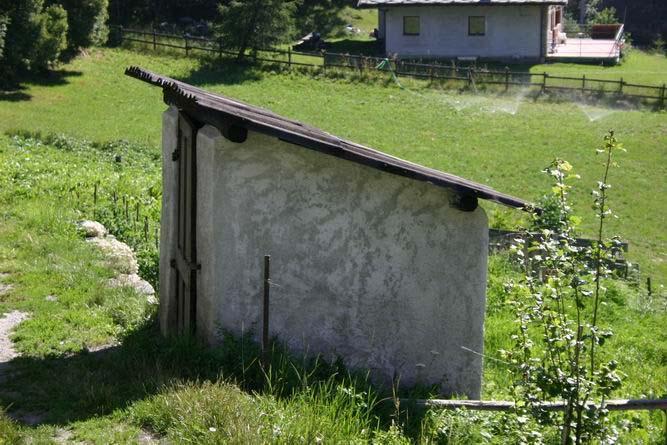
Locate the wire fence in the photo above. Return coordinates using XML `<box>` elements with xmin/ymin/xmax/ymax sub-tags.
<box><xmin>116</xmin><ymin>27</ymin><xmax>667</xmax><ymax>106</ymax></box>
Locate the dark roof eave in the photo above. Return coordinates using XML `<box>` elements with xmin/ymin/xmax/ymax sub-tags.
<box><xmin>125</xmin><ymin>66</ymin><xmax>534</xmax><ymax>212</ymax></box>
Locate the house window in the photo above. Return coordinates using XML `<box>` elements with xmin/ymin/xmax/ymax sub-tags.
<box><xmin>468</xmin><ymin>16</ymin><xmax>486</xmax><ymax>36</ymax></box>
<box><xmin>403</xmin><ymin>16</ymin><xmax>420</xmax><ymax>36</ymax></box>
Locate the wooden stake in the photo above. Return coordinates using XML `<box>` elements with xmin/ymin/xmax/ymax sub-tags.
<box><xmin>262</xmin><ymin>255</ymin><xmax>271</xmax><ymax>368</ymax></box>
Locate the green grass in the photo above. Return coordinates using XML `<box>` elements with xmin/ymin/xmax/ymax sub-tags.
<box><xmin>0</xmin><ymin>134</ymin><xmax>403</xmax><ymax>443</ymax></box>
<box><xmin>1</xmin><ymin>48</ymin><xmax>665</xmax><ymax>285</ymax></box>
<box><xmin>0</xmin><ymin>48</ymin><xmax>665</xmax><ymax>442</ymax></box>
<box><xmin>533</xmin><ymin>49</ymin><xmax>667</xmax><ymax>86</ymax></box>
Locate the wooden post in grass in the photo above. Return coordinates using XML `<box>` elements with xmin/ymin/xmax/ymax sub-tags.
<box><xmin>93</xmin><ymin>183</ymin><xmax>98</xmax><ymax>219</ymax></box>
<box><xmin>619</xmin><ymin>77</ymin><xmax>624</xmax><ymax>94</ymax></box>
<box><xmin>262</xmin><ymin>255</ymin><xmax>271</xmax><ymax>368</ymax></box>
<box><xmin>184</xmin><ymin>34</ymin><xmax>189</xmax><ymax>56</ymax></box>
<box><xmin>660</xmin><ymin>84</ymin><xmax>666</xmax><ymax>108</ymax></box>
<box><xmin>542</xmin><ymin>72</ymin><xmax>547</xmax><ymax>94</ymax></box>
<box><xmin>288</xmin><ymin>48</ymin><xmax>292</xmax><ymax>68</ymax></box>
<box><xmin>152</xmin><ymin>28</ymin><xmax>157</xmax><ymax>51</ymax></box>
<box><xmin>582</xmin><ymin>74</ymin><xmax>586</xmax><ymax>94</ymax></box>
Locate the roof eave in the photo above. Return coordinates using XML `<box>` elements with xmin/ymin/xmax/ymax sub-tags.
<box><xmin>125</xmin><ymin>66</ymin><xmax>535</xmax><ymax>212</ymax></box>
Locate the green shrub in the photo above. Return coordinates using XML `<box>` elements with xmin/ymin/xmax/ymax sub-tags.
<box><xmin>0</xmin><ymin>14</ymin><xmax>8</xmax><ymax>59</ymax></box>
<box><xmin>0</xmin><ymin>0</ymin><xmax>69</xmax><ymax>84</ymax></box>
<box><xmin>47</xmin><ymin>0</ymin><xmax>108</xmax><ymax>51</ymax></box>
<box><xmin>32</xmin><ymin>4</ymin><xmax>68</xmax><ymax>71</ymax></box>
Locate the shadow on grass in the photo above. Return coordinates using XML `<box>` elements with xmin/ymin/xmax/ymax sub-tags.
<box><xmin>0</xmin><ymin>318</ymin><xmax>429</xmax><ymax>433</ymax></box>
<box><xmin>178</xmin><ymin>60</ymin><xmax>264</xmax><ymax>86</ymax></box>
<box><xmin>1</xmin><ymin>69</ymin><xmax>84</xmax><ymax>103</ymax></box>
<box><xmin>325</xmin><ymin>38</ymin><xmax>383</xmax><ymax>56</ymax></box>
<box><xmin>0</xmin><ymin>91</ymin><xmax>31</xmax><ymax>102</ymax></box>
<box><xmin>0</xmin><ymin>320</ymin><xmax>219</xmax><ymax>426</ymax></box>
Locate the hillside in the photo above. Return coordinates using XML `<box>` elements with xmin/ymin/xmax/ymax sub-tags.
<box><xmin>1</xmin><ymin>48</ymin><xmax>665</xmax><ymax>285</ymax></box>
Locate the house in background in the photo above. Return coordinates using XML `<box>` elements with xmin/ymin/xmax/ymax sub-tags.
<box><xmin>358</xmin><ymin>0</ymin><xmax>624</xmax><ymax>63</ymax></box>
<box><xmin>127</xmin><ymin>66</ymin><xmax>531</xmax><ymax>398</ymax></box>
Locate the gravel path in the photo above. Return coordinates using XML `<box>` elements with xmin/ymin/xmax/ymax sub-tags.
<box><xmin>0</xmin><ymin>310</ymin><xmax>29</xmax><ymax>364</ymax></box>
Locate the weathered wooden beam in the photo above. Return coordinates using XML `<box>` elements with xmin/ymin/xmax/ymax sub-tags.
<box><xmin>400</xmin><ymin>398</ymin><xmax>667</xmax><ymax>412</ymax></box>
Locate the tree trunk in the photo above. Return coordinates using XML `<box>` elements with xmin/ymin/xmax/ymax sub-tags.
<box><xmin>236</xmin><ymin>0</ymin><xmax>261</xmax><ymax>61</ymax></box>
<box><xmin>579</xmin><ymin>0</ymin><xmax>587</xmax><ymax>24</ymax></box>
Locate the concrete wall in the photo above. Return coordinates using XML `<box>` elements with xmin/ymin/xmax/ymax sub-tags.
<box><xmin>160</xmin><ymin>115</ymin><xmax>490</xmax><ymax>397</ymax></box>
<box><xmin>384</xmin><ymin>5</ymin><xmax>545</xmax><ymax>61</ymax></box>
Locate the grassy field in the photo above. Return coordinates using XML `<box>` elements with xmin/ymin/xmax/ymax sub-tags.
<box><xmin>1</xmin><ymin>48</ymin><xmax>665</xmax><ymax>284</ymax></box>
<box><xmin>0</xmin><ymin>133</ymin><xmax>663</xmax><ymax>443</ymax></box>
<box><xmin>0</xmin><ymin>48</ymin><xmax>665</xmax><ymax>442</ymax></box>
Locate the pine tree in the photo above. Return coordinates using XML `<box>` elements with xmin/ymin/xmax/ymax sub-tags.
<box><xmin>216</xmin><ymin>0</ymin><xmax>298</xmax><ymax>60</ymax></box>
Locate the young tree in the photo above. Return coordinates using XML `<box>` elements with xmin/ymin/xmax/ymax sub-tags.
<box><xmin>504</xmin><ymin>132</ymin><xmax>625</xmax><ymax>444</ymax></box>
<box><xmin>216</xmin><ymin>0</ymin><xmax>298</xmax><ymax>60</ymax></box>
<box><xmin>0</xmin><ymin>0</ymin><xmax>68</xmax><ymax>85</ymax></box>
<box><xmin>46</xmin><ymin>0</ymin><xmax>109</xmax><ymax>51</ymax></box>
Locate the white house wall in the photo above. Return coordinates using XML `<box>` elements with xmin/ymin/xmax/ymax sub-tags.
<box><xmin>162</xmin><ymin>118</ymin><xmax>489</xmax><ymax>398</ymax></box>
<box><xmin>384</xmin><ymin>5</ymin><xmax>545</xmax><ymax>60</ymax></box>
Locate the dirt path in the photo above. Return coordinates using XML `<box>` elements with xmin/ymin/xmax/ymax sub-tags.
<box><xmin>0</xmin><ymin>310</ymin><xmax>29</xmax><ymax>367</ymax></box>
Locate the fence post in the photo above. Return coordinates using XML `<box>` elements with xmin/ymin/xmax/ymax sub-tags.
<box><xmin>152</xmin><ymin>28</ymin><xmax>157</xmax><ymax>51</ymax></box>
<box><xmin>619</xmin><ymin>77</ymin><xmax>624</xmax><ymax>94</ymax></box>
<box><xmin>262</xmin><ymin>255</ymin><xmax>271</xmax><ymax>368</ymax></box>
<box><xmin>660</xmin><ymin>84</ymin><xmax>666</xmax><ymax>108</ymax></box>
<box><xmin>542</xmin><ymin>72</ymin><xmax>547</xmax><ymax>94</ymax></box>
<box><xmin>504</xmin><ymin>66</ymin><xmax>510</xmax><ymax>92</ymax></box>
<box><xmin>288</xmin><ymin>47</ymin><xmax>292</xmax><ymax>68</ymax></box>
<box><xmin>582</xmin><ymin>74</ymin><xmax>586</xmax><ymax>94</ymax></box>
<box><xmin>322</xmin><ymin>50</ymin><xmax>327</xmax><ymax>73</ymax></box>
<box><xmin>184</xmin><ymin>34</ymin><xmax>189</xmax><ymax>56</ymax></box>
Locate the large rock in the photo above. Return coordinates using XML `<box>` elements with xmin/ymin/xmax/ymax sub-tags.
<box><xmin>87</xmin><ymin>236</ymin><xmax>139</xmax><ymax>275</ymax></box>
<box><xmin>77</xmin><ymin>220</ymin><xmax>108</xmax><ymax>238</ymax></box>
<box><xmin>109</xmin><ymin>274</ymin><xmax>156</xmax><ymax>300</ymax></box>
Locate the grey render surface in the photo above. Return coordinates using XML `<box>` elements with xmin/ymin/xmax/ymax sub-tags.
<box><xmin>160</xmin><ymin>109</ymin><xmax>490</xmax><ymax>397</ymax></box>
<box><xmin>379</xmin><ymin>4</ymin><xmax>551</xmax><ymax>60</ymax></box>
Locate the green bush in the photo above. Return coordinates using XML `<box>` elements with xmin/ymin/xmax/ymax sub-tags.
<box><xmin>47</xmin><ymin>0</ymin><xmax>108</xmax><ymax>51</ymax></box>
<box><xmin>0</xmin><ymin>0</ymin><xmax>68</xmax><ymax>84</ymax></box>
<box><xmin>0</xmin><ymin>14</ymin><xmax>8</xmax><ymax>59</ymax></box>
<box><xmin>32</xmin><ymin>4</ymin><xmax>68</xmax><ymax>71</ymax></box>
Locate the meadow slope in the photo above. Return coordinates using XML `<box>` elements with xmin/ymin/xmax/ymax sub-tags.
<box><xmin>1</xmin><ymin>48</ymin><xmax>665</xmax><ymax>284</ymax></box>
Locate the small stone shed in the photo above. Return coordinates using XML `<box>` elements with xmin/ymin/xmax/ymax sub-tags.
<box><xmin>126</xmin><ymin>67</ymin><xmax>529</xmax><ymax>398</ymax></box>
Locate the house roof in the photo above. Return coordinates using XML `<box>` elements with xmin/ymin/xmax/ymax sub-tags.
<box><xmin>357</xmin><ymin>0</ymin><xmax>567</xmax><ymax>6</ymax></box>
<box><xmin>126</xmin><ymin>66</ymin><xmax>533</xmax><ymax>211</ymax></box>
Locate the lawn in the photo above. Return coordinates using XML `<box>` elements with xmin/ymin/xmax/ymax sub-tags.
<box><xmin>0</xmin><ymin>47</ymin><xmax>665</xmax><ymax>442</ymax></box>
<box><xmin>1</xmin><ymin>48</ymin><xmax>665</xmax><ymax>285</ymax></box>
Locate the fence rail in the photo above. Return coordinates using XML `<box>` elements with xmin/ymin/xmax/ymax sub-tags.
<box><xmin>116</xmin><ymin>27</ymin><xmax>667</xmax><ymax>106</ymax></box>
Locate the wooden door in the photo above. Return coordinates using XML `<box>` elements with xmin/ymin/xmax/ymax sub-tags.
<box><xmin>173</xmin><ymin>112</ymin><xmax>198</xmax><ymax>335</ymax></box>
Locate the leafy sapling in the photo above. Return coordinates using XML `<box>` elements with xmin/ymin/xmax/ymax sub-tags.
<box><xmin>503</xmin><ymin>131</ymin><xmax>625</xmax><ymax>444</ymax></box>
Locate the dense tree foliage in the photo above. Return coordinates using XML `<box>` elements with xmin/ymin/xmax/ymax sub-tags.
<box><xmin>0</xmin><ymin>0</ymin><xmax>69</xmax><ymax>85</ymax></box>
<box><xmin>108</xmin><ymin>0</ymin><xmax>220</xmax><ymax>26</ymax></box>
<box><xmin>216</xmin><ymin>0</ymin><xmax>298</xmax><ymax>60</ymax></box>
<box><xmin>47</xmin><ymin>0</ymin><xmax>109</xmax><ymax>51</ymax></box>
<box><xmin>601</xmin><ymin>0</ymin><xmax>667</xmax><ymax>46</ymax></box>
<box><xmin>566</xmin><ymin>0</ymin><xmax>666</xmax><ymax>46</ymax></box>
<box><xmin>295</xmin><ymin>0</ymin><xmax>349</xmax><ymax>37</ymax></box>
<box><xmin>0</xmin><ymin>14</ymin><xmax>8</xmax><ymax>59</ymax></box>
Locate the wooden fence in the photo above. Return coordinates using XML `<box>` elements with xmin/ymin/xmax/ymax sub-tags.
<box><xmin>117</xmin><ymin>27</ymin><xmax>667</xmax><ymax>106</ymax></box>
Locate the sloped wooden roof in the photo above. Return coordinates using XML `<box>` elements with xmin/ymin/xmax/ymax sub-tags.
<box><xmin>126</xmin><ymin>66</ymin><xmax>533</xmax><ymax>210</ymax></box>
